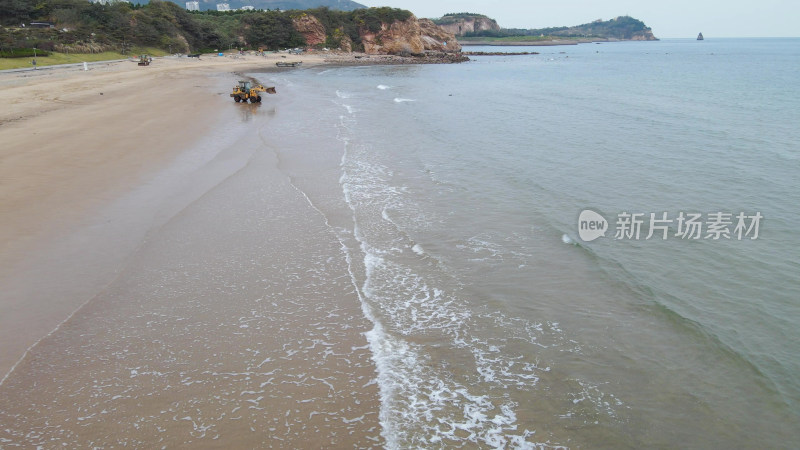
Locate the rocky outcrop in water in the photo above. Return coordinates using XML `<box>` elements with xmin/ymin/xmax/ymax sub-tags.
<box><xmin>324</xmin><ymin>52</ymin><xmax>469</xmax><ymax>65</ymax></box>
<box><xmin>630</xmin><ymin>28</ymin><xmax>658</xmax><ymax>41</ymax></box>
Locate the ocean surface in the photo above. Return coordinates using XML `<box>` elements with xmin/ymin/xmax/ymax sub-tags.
<box><xmin>1</xmin><ymin>38</ymin><xmax>798</xmax><ymax>448</ymax></box>
<box><xmin>252</xmin><ymin>38</ymin><xmax>800</xmax><ymax>447</ymax></box>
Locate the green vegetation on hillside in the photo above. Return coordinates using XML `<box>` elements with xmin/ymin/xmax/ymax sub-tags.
<box><xmin>306</xmin><ymin>6</ymin><xmax>411</xmax><ymax>39</ymax></box>
<box><xmin>0</xmin><ymin>0</ymin><xmax>413</xmax><ymax>58</ymax></box>
<box><xmin>432</xmin><ymin>12</ymin><xmax>490</xmax><ymax>25</ymax></box>
<box><xmin>352</xmin><ymin>7</ymin><xmax>413</xmax><ymax>32</ymax></box>
<box><xmin>463</xmin><ymin>16</ymin><xmax>654</xmax><ymax>40</ymax></box>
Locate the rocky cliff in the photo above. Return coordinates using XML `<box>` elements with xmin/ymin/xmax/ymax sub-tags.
<box><xmin>629</xmin><ymin>28</ymin><xmax>657</xmax><ymax>41</ymax></box>
<box><xmin>360</xmin><ymin>16</ymin><xmax>461</xmax><ymax>55</ymax></box>
<box><xmin>292</xmin><ymin>12</ymin><xmax>461</xmax><ymax>55</ymax></box>
<box><xmin>435</xmin><ymin>15</ymin><xmax>500</xmax><ymax>36</ymax></box>
<box><xmin>418</xmin><ymin>19</ymin><xmax>462</xmax><ymax>51</ymax></box>
<box><xmin>292</xmin><ymin>13</ymin><xmax>326</xmax><ymax>47</ymax></box>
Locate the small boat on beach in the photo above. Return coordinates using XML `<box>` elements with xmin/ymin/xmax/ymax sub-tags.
<box><xmin>276</xmin><ymin>61</ymin><xmax>302</xmax><ymax>67</ymax></box>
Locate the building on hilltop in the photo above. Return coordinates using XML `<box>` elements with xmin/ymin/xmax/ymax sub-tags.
<box><xmin>186</xmin><ymin>1</ymin><xmax>199</xmax><ymax>10</ymax></box>
<box><xmin>240</xmin><ymin>5</ymin><xmax>255</xmax><ymax>10</ymax></box>
<box><xmin>216</xmin><ymin>3</ymin><xmax>230</xmax><ymax>11</ymax></box>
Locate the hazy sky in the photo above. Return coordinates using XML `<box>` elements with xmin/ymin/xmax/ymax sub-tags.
<box><xmin>358</xmin><ymin>0</ymin><xmax>799</xmax><ymax>38</ymax></box>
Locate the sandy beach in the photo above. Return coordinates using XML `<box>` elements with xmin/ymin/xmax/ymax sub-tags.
<box><xmin>0</xmin><ymin>52</ymin><xmax>384</xmax><ymax>446</ymax></box>
<box><xmin>0</xmin><ymin>51</ymin><xmax>322</xmax><ymax>378</ymax></box>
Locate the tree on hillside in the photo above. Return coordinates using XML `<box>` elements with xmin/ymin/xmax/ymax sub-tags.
<box><xmin>241</xmin><ymin>12</ymin><xmax>305</xmax><ymax>50</ymax></box>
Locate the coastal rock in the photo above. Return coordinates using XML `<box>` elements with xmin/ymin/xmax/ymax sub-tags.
<box><xmin>331</xmin><ymin>27</ymin><xmax>353</xmax><ymax>52</ymax></box>
<box><xmin>419</xmin><ymin>18</ymin><xmax>462</xmax><ymax>52</ymax></box>
<box><xmin>631</xmin><ymin>27</ymin><xmax>658</xmax><ymax>41</ymax></box>
<box><xmin>339</xmin><ymin>33</ymin><xmax>353</xmax><ymax>52</ymax></box>
<box><xmin>360</xmin><ymin>16</ymin><xmax>422</xmax><ymax>55</ymax></box>
<box><xmin>292</xmin><ymin>13</ymin><xmax>326</xmax><ymax>47</ymax></box>
<box><xmin>360</xmin><ymin>15</ymin><xmax>461</xmax><ymax>56</ymax></box>
<box><xmin>436</xmin><ymin>15</ymin><xmax>500</xmax><ymax>36</ymax></box>
<box><xmin>324</xmin><ymin>52</ymin><xmax>469</xmax><ymax>65</ymax></box>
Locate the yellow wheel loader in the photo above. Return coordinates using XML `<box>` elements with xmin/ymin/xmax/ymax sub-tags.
<box><xmin>230</xmin><ymin>80</ymin><xmax>277</xmax><ymax>103</ymax></box>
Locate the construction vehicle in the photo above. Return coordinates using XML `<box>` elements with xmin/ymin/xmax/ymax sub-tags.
<box><xmin>137</xmin><ymin>55</ymin><xmax>152</xmax><ymax>66</ymax></box>
<box><xmin>230</xmin><ymin>80</ymin><xmax>276</xmax><ymax>103</ymax></box>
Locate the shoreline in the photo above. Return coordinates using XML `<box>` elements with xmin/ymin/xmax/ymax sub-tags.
<box><xmin>0</xmin><ymin>51</ymin><xmax>384</xmax><ymax>445</ymax></box>
<box><xmin>0</xmin><ymin>48</ymin><xmax>469</xmax><ymax>384</ymax></box>
<box><xmin>457</xmin><ymin>37</ymin><xmax>653</xmax><ymax>46</ymax></box>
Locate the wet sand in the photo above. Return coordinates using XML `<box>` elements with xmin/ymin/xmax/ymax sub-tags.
<box><xmin>0</xmin><ymin>53</ymin><xmax>382</xmax><ymax>445</ymax></box>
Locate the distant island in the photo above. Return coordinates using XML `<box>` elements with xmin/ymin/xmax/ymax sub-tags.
<box><xmin>433</xmin><ymin>13</ymin><xmax>658</xmax><ymax>45</ymax></box>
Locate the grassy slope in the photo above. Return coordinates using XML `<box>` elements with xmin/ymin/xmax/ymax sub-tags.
<box><xmin>0</xmin><ymin>48</ymin><xmax>167</xmax><ymax>70</ymax></box>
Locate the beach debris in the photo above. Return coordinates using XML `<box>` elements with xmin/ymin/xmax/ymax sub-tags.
<box><xmin>137</xmin><ymin>55</ymin><xmax>152</xmax><ymax>66</ymax></box>
<box><xmin>275</xmin><ymin>61</ymin><xmax>302</xmax><ymax>68</ymax></box>
<box><xmin>230</xmin><ymin>80</ymin><xmax>276</xmax><ymax>103</ymax></box>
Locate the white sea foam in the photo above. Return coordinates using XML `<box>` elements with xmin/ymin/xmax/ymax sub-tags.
<box><xmin>377</xmin><ymin>85</ymin><xmax>391</xmax><ymax>90</ymax></box>
<box><xmin>334</xmin><ymin>116</ymin><xmax>587</xmax><ymax>448</ymax></box>
<box><xmin>393</xmin><ymin>98</ymin><xmax>415</xmax><ymax>103</ymax></box>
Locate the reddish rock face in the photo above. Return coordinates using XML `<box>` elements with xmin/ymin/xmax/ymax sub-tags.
<box><xmin>290</xmin><ymin>13</ymin><xmax>461</xmax><ymax>56</ymax></box>
<box><xmin>358</xmin><ymin>15</ymin><xmax>461</xmax><ymax>56</ymax></box>
<box><xmin>338</xmin><ymin>34</ymin><xmax>353</xmax><ymax>52</ymax></box>
<box><xmin>292</xmin><ymin>13</ymin><xmax>326</xmax><ymax>47</ymax></box>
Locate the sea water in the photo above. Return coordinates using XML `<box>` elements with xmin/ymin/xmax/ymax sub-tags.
<box><xmin>257</xmin><ymin>38</ymin><xmax>800</xmax><ymax>447</ymax></box>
